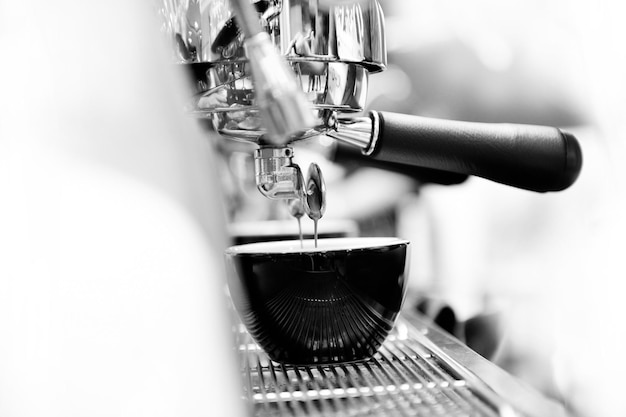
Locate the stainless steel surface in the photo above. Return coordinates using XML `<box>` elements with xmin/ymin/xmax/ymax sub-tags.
<box><xmin>325</xmin><ymin>110</ymin><xmax>379</xmax><ymax>154</ymax></box>
<box><xmin>197</xmin><ymin>62</ymin><xmax>369</xmax><ymax>142</ymax></box>
<box><xmin>159</xmin><ymin>0</ymin><xmax>384</xmax><ymax>141</ymax></box>
<box><xmin>226</xmin><ymin>0</ymin><xmax>313</xmax><ymax>146</ymax></box>
<box><xmin>158</xmin><ymin>0</ymin><xmax>386</xmax><ymax>203</ymax></box>
<box><xmin>233</xmin><ymin>0</ymin><xmax>314</xmax><ymax>145</ymax></box>
<box><xmin>159</xmin><ymin>0</ymin><xmax>386</xmax><ymax>70</ymax></box>
<box><xmin>304</xmin><ymin>163</ymin><xmax>326</xmax><ymax>220</ymax></box>
<box><xmin>254</xmin><ymin>146</ymin><xmax>305</xmax><ymax>199</ymax></box>
<box><xmin>236</xmin><ymin>310</ymin><xmax>570</xmax><ymax>417</ymax></box>
<box><xmin>242</xmin><ymin>31</ymin><xmax>315</xmax><ymax>144</ymax></box>
<box><xmin>159</xmin><ymin>0</ymin><xmax>582</xmax><ymax>203</ymax></box>
<box><xmin>304</xmin><ymin>162</ymin><xmax>326</xmax><ymax>246</ymax></box>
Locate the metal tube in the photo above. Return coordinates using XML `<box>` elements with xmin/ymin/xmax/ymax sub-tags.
<box><xmin>324</xmin><ymin>113</ymin><xmax>376</xmax><ymax>153</ymax></box>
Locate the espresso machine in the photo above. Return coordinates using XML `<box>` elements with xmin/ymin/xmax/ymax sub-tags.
<box><xmin>158</xmin><ymin>1</ymin><xmax>579</xmax><ymax>415</ymax></box>
<box><xmin>160</xmin><ymin>0</ymin><xmax>580</xmax><ymax>214</ymax></box>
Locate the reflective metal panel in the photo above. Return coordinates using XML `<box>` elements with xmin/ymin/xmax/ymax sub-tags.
<box><xmin>159</xmin><ymin>0</ymin><xmax>385</xmax><ymax>70</ymax></box>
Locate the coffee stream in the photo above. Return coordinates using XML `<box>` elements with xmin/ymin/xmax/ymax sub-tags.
<box><xmin>305</xmin><ymin>163</ymin><xmax>326</xmax><ymax>248</ymax></box>
<box><xmin>287</xmin><ymin>162</ymin><xmax>326</xmax><ymax>248</ymax></box>
<box><xmin>287</xmin><ymin>198</ymin><xmax>305</xmax><ymax>248</ymax></box>
<box><xmin>287</xmin><ymin>197</ymin><xmax>315</xmax><ymax>248</ymax></box>
<box><xmin>298</xmin><ymin>217</ymin><xmax>304</xmax><ymax>248</ymax></box>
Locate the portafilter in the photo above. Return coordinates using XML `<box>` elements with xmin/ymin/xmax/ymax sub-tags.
<box><xmin>158</xmin><ymin>0</ymin><xmax>582</xmax><ymax>208</ymax></box>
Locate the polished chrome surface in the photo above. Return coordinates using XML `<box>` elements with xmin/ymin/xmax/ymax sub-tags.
<box><xmin>159</xmin><ymin>0</ymin><xmax>386</xmax><ymax>70</ymax></box>
<box><xmin>236</xmin><ymin>311</ymin><xmax>570</xmax><ymax>417</ymax></box>
<box><xmin>325</xmin><ymin>111</ymin><xmax>376</xmax><ymax>152</ymax></box>
<box><xmin>188</xmin><ymin>62</ymin><xmax>368</xmax><ymax>142</ymax></box>
<box><xmin>226</xmin><ymin>0</ymin><xmax>313</xmax><ymax>144</ymax></box>
<box><xmin>158</xmin><ymin>0</ymin><xmax>386</xmax><ymax>201</ymax></box>
<box><xmin>242</xmin><ymin>32</ymin><xmax>315</xmax><ymax>144</ymax></box>
<box><xmin>304</xmin><ymin>162</ymin><xmax>326</xmax><ymax>247</ymax></box>
<box><xmin>159</xmin><ymin>0</ymin><xmax>383</xmax><ymax>142</ymax></box>
<box><xmin>236</xmin><ymin>316</ymin><xmax>507</xmax><ymax>417</ymax></box>
<box><xmin>304</xmin><ymin>162</ymin><xmax>326</xmax><ymax>221</ymax></box>
<box><xmin>254</xmin><ymin>147</ymin><xmax>305</xmax><ymax>199</ymax></box>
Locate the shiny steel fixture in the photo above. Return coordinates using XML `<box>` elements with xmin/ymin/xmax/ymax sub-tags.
<box><xmin>236</xmin><ymin>313</ymin><xmax>570</xmax><ymax>416</ymax></box>
<box><xmin>158</xmin><ymin>0</ymin><xmax>386</xmax><ymax>200</ymax></box>
<box><xmin>229</xmin><ymin>0</ymin><xmax>314</xmax><ymax>145</ymax></box>
<box><xmin>254</xmin><ymin>147</ymin><xmax>304</xmax><ymax>199</ymax></box>
<box><xmin>158</xmin><ymin>0</ymin><xmax>386</xmax><ymax>134</ymax></box>
<box><xmin>304</xmin><ymin>162</ymin><xmax>326</xmax><ymax>246</ymax></box>
<box><xmin>158</xmin><ymin>0</ymin><xmax>582</xmax><ymax>200</ymax></box>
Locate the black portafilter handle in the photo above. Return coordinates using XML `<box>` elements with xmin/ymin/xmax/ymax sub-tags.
<box><xmin>360</xmin><ymin>111</ymin><xmax>582</xmax><ymax>192</ymax></box>
<box><xmin>333</xmin><ymin>141</ymin><xmax>469</xmax><ymax>186</ymax></box>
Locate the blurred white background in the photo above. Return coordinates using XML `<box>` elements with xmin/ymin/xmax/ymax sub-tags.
<box><xmin>369</xmin><ymin>1</ymin><xmax>626</xmax><ymax>416</ymax></box>
<box><xmin>0</xmin><ymin>1</ymin><xmax>245</xmax><ymax>415</ymax></box>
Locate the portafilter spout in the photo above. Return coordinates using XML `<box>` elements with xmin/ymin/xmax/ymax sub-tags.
<box><xmin>255</xmin><ymin>146</ymin><xmax>305</xmax><ymax>200</ymax></box>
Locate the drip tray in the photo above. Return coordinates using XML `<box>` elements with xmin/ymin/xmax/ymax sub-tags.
<box><xmin>236</xmin><ymin>315</ymin><xmax>524</xmax><ymax>417</ymax></box>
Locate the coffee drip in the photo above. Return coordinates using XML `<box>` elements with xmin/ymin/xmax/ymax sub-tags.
<box><xmin>304</xmin><ymin>163</ymin><xmax>326</xmax><ymax>247</ymax></box>
<box><xmin>287</xmin><ymin>162</ymin><xmax>327</xmax><ymax>248</ymax></box>
<box><xmin>287</xmin><ymin>198</ymin><xmax>305</xmax><ymax>247</ymax></box>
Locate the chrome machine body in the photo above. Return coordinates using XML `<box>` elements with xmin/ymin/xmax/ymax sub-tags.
<box><xmin>159</xmin><ymin>0</ymin><xmax>582</xmax><ymax>210</ymax></box>
<box><xmin>159</xmin><ymin>0</ymin><xmax>386</xmax><ymax>205</ymax></box>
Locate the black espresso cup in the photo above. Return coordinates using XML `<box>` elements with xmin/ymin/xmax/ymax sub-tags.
<box><xmin>224</xmin><ymin>237</ymin><xmax>410</xmax><ymax>364</ymax></box>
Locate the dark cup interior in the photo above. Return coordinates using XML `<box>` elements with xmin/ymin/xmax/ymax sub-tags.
<box><xmin>225</xmin><ymin>238</ymin><xmax>410</xmax><ymax>364</ymax></box>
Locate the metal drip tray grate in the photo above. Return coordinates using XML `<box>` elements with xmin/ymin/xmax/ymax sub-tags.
<box><xmin>237</xmin><ymin>317</ymin><xmax>518</xmax><ymax>416</ymax></box>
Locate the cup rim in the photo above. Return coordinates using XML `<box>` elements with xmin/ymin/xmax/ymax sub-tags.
<box><xmin>228</xmin><ymin>219</ymin><xmax>359</xmax><ymax>239</ymax></box>
<box><xmin>225</xmin><ymin>237</ymin><xmax>409</xmax><ymax>255</ymax></box>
